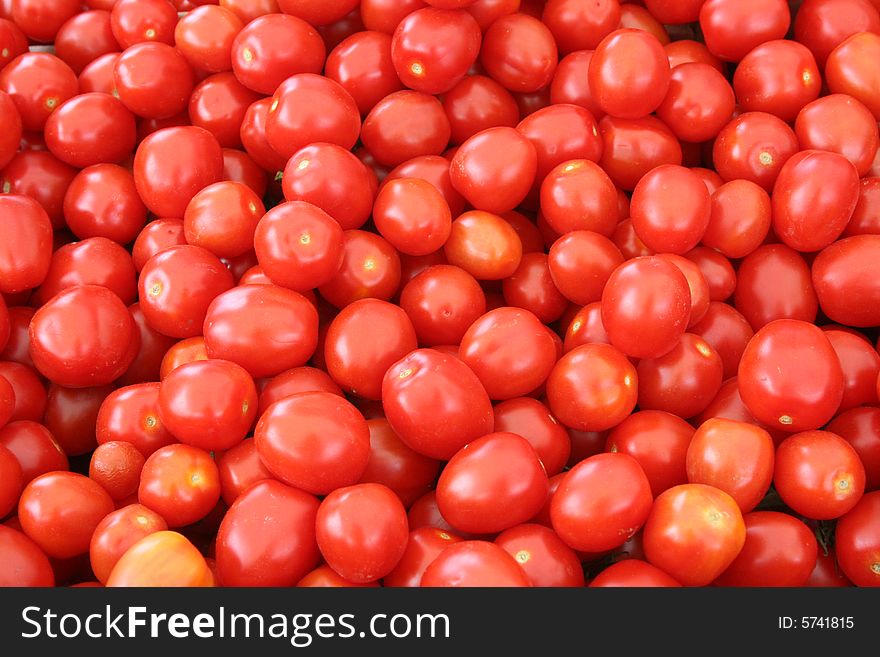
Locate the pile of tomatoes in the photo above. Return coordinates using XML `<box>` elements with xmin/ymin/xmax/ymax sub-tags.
<box><xmin>1</xmin><ymin>0</ymin><xmax>880</xmax><ymax>589</ymax></box>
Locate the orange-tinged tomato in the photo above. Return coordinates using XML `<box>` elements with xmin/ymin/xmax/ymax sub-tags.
<box><xmin>106</xmin><ymin>530</ymin><xmax>214</xmax><ymax>587</ymax></box>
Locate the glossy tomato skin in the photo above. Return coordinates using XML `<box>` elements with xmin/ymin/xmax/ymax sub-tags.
<box><xmin>643</xmin><ymin>483</ymin><xmax>746</xmax><ymax>587</ymax></box>
<box><xmin>812</xmin><ymin>235</ymin><xmax>880</xmax><ymax>328</ymax></box>
<box><xmin>134</xmin><ymin>126</ymin><xmax>224</xmax><ymax>219</ymax></box>
<box><xmin>714</xmin><ymin>511</ymin><xmax>817</xmax><ymax>587</ymax></box>
<box><xmin>383</xmin><ymin>527</ymin><xmax>463</xmax><ymax>587</ymax></box>
<box><xmin>606</xmin><ymin>411</ymin><xmax>694</xmax><ymax>498</ymax></box>
<box><xmin>216</xmin><ymin>480</ymin><xmax>320</xmax><ymax>587</ymax></box>
<box><xmin>257</xmin><ymin>367</ymin><xmax>344</xmax><ymax>417</ymax></box>
<box><xmin>89</xmin><ymin>504</ymin><xmax>167</xmax><ymax>584</ymax></box>
<box><xmin>601</xmin><ymin>256</ymin><xmax>691</xmax><ymax>360</ymax></box>
<box><xmin>0</xmin><ymin>524</ymin><xmax>54</xmax><ymax>587</ymax></box>
<box><xmin>318</xmin><ymin>230</ymin><xmax>402</xmax><ymax>308</ymax></box>
<box><xmin>324</xmin><ymin>299</ymin><xmax>417</xmax><ymax>400</ymax></box>
<box><xmin>361</xmin><ymin>90</ymin><xmax>451</xmax><ymax>168</ymax></box>
<box><xmin>796</xmin><ymin>94</ymin><xmax>880</xmax><ymax>177</ymax></box>
<box><xmin>827</xmin><ymin>407</ymin><xmax>880</xmax><ymax>492</ymax></box>
<box><xmin>106</xmin><ymin>530</ymin><xmax>214</xmax><ymax>587</ymax></box>
<box><xmin>738</xmin><ymin>320</ymin><xmax>844</xmax><ymax>432</ymax></box>
<box><xmin>64</xmin><ymin>164</ymin><xmax>148</xmax><ymax>245</ymax></box>
<box><xmin>686</xmin><ymin>418</ymin><xmax>775</xmax><ymax>514</ymax></box>
<box><xmin>45</xmin><ymin>383</ymin><xmax>115</xmax><ymax>457</ymax></box>
<box><xmin>546</xmin><ymin>343</ymin><xmax>637</xmax><ymax>432</ymax></box>
<box><xmin>382</xmin><ymin>349</ymin><xmax>494</xmax><ymax>460</ymax></box>
<box><xmin>138</xmin><ymin>443</ymin><xmax>221</xmax><ymax>528</ymax></box>
<box><xmin>699</xmin><ymin>0</ymin><xmax>790</xmax><ymax>63</ymax></box>
<box><xmin>96</xmin><ymin>383</ymin><xmax>176</xmax><ymax>458</ymax></box>
<box><xmin>158</xmin><ymin>359</ymin><xmax>257</xmax><ymax>452</ymax></box>
<box><xmin>174</xmin><ymin>5</ymin><xmax>244</xmax><ymax>73</ymax></box>
<box><xmin>835</xmin><ymin>491</ymin><xmax>880</xmax><ymax>586</ymax></box>
<box><xmin>774</xmin><ymin>430</ymin><xmax>866</xmax><ymax>520</ymax></box>
<box><xmin>589</xmin><ymin>559</ymin><xmax>681</xmax><ymax>587</ymax></box>
<box><xmin>326</xmin><ymin>30</ymin><xmax>403</xmax><ymax>116</ymax></box>
<box><xmin>373</xmin><ymin>177</ymin><xmax>451</xmax><ymax>256</ymax></box>
<box><xmin>794</xmin><ymin>0</ymin><xmax>880</xmax><ymax>67</ymax></box>
<box><xmin>113</xmin><ymin>42</ymin><xmax>193</xmax><ymax>120</ymax></box>
<box><xmin>216</xmin><ymin>438</ymin><xmax>274</xmax><ymax>506</ymax></box>
<box><xmin>437</xmin><ymin>433</ymin><xmax>548</xmax><ymax>534</ymax></box>
<box><xmin>204</xmin><ymin>285</ymin><xmax>318</xmax><ymax>379</ymax></box>
<box><xmin>420</xmin><ymin>540</ymin><xmax>531</xmax><ymax>587</ymax></box>
<box><xmin>494</xmin><ymin>523</ymin><xmax>585</xmax><ymax>587</ymax></box>
<box><xmin>254</xmin><ymin>392</ymin><xmax>371</xmax><ymax>496</ymax></box>
<box><xmin>18</xmin><ymin>471</ymin><xmax>115</xmax><ymax>559</ymax></box>
<box><xmin>138</xmin><ymin>245</ymin><xmax>234</xmax><ymax>339</ymax></box>
<box><xmin>0</xmin><ymin>442</ymin><xmax>23</xmax><ymax>518</ymax></box>
<box><xmin>316</xmin><ymin>483</ymin><xmax>409</xmax><ymax>583</ymax></box>
<box><xmin>772</xmin><ymin>150</ymin><xmax>860</xmax><ymax>253</ymax></box>
<box><xmin>493</xmin><ymin>397</ymin><xmax>571</xmax><ymax>477</ymax></box>
<box><xmin>712</xmin><ymin>112</ymin><xmax>799</xmax><ymax>192</ymax></box>
<box><xmin>540</xmin><ymin>159</ymin><xmax>619</xmax><ymax>237</ymax></box>
<box><xmin>0</xmin><ymin>420</ymin><xmax>68</xmax><ymax>484</ymax></box>
<box><xmin>733</xmin><ymin>40</ymin><xmax>820</xmax><ymax>122</ymax></box>
<box><xmin>480</xmin><ymin>13</ymin><xmax>557</xmax><ymax>93</ymax></box>
<box><xmin>443</xmin><ymin>74</ymin><xmax>519</xmax><ymax>146</ymax></box>
<box><xmin>826</xmin><ymin>32</ymin><xmax>880</xmax><ymax>120</ymax></box>
<box><xmin>29</xmin><ymin>285</ymin><xmax>138</xmax><ymax>388</ymax></box>
<box><xmin>655</xmin><ymin>62</ymin><xmax>734</xmax><ymax>143</ymax></box>
<box><xmin>391</xmin><ymin>7</ymin><xmax>481</xmax><ymax>95</ymax></box>
<box><xmin>0</xmin><ymin>195</ymin><xmax>53</xmax><ymax>295</ymax></box>
<box><xmin>399</xmin><ymin>264</ymin><xmax>486</xmax><ymax>346</ymax></box>
<box><xmin>44</xmin><ymin>93</ymin><xmax>136</xmax><ymax>169</ymax></box>
<box><xmin>0</xmin><ymin>52</ymin><xmax>78</xmax><ymax>132</ymax></box>
<box><xmin>459</xmin><ymin>307</ymin><xmax>557</xmax><ymax>401</ymax></box>
<box><xmin>551</xmin><ymin>453</ymin><xmax>652</xmax><ymax>552</ymax></box>
<box><xmin>824</xmin><ymin>329</ymin><xmax>880</xmax><ymax>412</ymax></box>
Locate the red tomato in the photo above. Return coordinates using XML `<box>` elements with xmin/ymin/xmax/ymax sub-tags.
<box><xmin>216</xmin><ymin>438</ymin><xmax>274</xmax><ymax>506</ymax></box>
<box><xmin>551</xmin><ymin>453</ymin><xmax>652</xmax><ymax>552</ymax></box>
<box><xmin>834</xmin><ymin>490</ymin><xmax>880</xmax><ymax>586</ymax></box>
<box><xmin>437</xmin><ymin>432</ymin><xmax>548</xmax><ymax>534</ymax></box>
<box><xmin>255</xmin><ymin>392</ymin><xmax>371</xmax><ymax>495</ymax></box>
<box><xmin>174</xmin><ymin>5</ymin><xmax>243</xmax><ymax>73</ymax></box>
<box><xmin>774</xmin><ymin>430</ymin><xmax>866</xmax><ymax>520</ymax></box>
<box><xmin>796</xmin><ymin>94</ymin><xmax>880</xmax><ymax>177</ymax></box>
<box><xmin>216</xmin><ymin>480</ymin><xmax>320</xmax><ymax>587</ymax></box>
<box><xmin>542</xmin><ymin>0</ymin><xmax>618</xmax><ymax>53</ymax></box>
<box><xmin>29</xmin><ymin>285</ymin><xmax>138</xmax><ymax>388</ymax></box>
<box><xmin>64</xmin><ymin>165</ymin><xmax>148</xmax><ymax>245</ymax></box>
<box><xmin>825</xmin><ymin>31</ymin><xmax>880</xmax><ymax>120</ymax></box>
<box><xmin>655</xmin><ymin>62</ymin><xmax>734</xmax><ymax>143</ymax></box>
<box><xmin>89</xmin><ymin>504</ymin><xmax>167</xmax><ymax>584</ymax></box>
<box><xmin>138</xmin><ymin>443</ymin><xmax>221</xmax><ymax>528</ymax></box>
<box><xmin>0</xmin><ymin>420</ymin><xmax>68</xmax><ymax>483</ymax></box>
<box><xmin>794</xmin><ymin>0</ymin><xmax>880</xmax><ymax>67</ymax></box>
<box><xmin>738</xmin><ymin>320</ymin><xmax>844</xmax><ymax>432</ymax></box>
<box><xmin>824</xmin><ymin>329</ymin><xmax>880</xmax><ymax>411</ymax></box>
<box><xmin>589</xmin><ymin>28</ymin><xmax>670</xmax><ymax>119</ymax></box>
<box><xmin>420</xmin><ymin>540</ymin><xmax>531</xmax><ymax>587</ymax></box>
<box><xmin>113</xmin><ymin>43</ymin><xmax>193</xmax><ymax>120</ymax></box>
<box><xmin>495</xmin><ymin>523</ymin><xmax>584</xmax><ymax>587</ymax></box>
<box><xmin>444</xmin><ymin>210</ymin><xmax>523</xmax><ymax>281</ymax></box>
<box><xmin>0</xmin><ymin>442</ymin><xmax>22</xmax><ymax>517</ymax></box>
<box><xmin>361</xmin><ymin>90</ymin><xmax>451</xmax><ymax>167</ymax></box>
<box><xmin>480</xmin><ymin>13</ymin><xmax>557</xmax><ymax>93</ymax></box>
<box><xmin>827</xmin><ymin>407</ymin><xmax>880</xmax><ymax>492</ymax></box>
<box><xmin>204</xmin><ymin>285</ymin><xmax>318</xmax><ymax>379</ymax></box>
<box><xmin>699</xmin><ymin>0</ymin><xmax>790</xmax><ymax>62</ymax></box>
<box><xmin>712</xmin><ymin>112</ymin><xmax>799</xmax><ymax>192</ymax></box>
<box><xmin>812</xmin><ymin>235</ymin><xmax>880</xmax><ymax>328</ymax></box>
<box><xmin>643</xmin><ymin>483</ymin><xmax>746</xmax><ymax>587</ymax></box>
<box><xmin>318</xmin><ymin>230</ymin><xmax>402</xmax><ymax>308</ymax></box>
<box><xmin>0</xmin><ymin>195</ymin><xmax>53</xmax><ymax>295</ymax></box>
<box><xmin>0</xmin><ymin>524</ymin><xmax>54</xmax><ymax>586</ymax></box>
<box><xmin>702</xmin><ymin>179</ymin><xmax>771</xmax><ymax>259</ymax></box>
<box><xmin>399</xmin><ymin>265</ymin><xmax>486</xmax><ymax>346</ymax></box>
<box><xmin>493</xmin><ymin>397</ymin><xmax>571</xmax><ymax>477</ymax></box>
<box><xmin>546</xmin><ymin>343</ymin><xmax>637</xmax><ymax>432</ymax></box>
<box><xmin>373</xmin><ymin>178</ymin><xmax>452</xmax><ymax>256</ymax></box>
<box><xmin>601</xmin><ymin>256</ymin><xmax>691</xmax><ymax>360</ymax></box>
<box><xmin>0</xmin><ymin>52</ymin><xmax>78</xmax><ymax>132</ymax></box>
<box><xmin>257</xmin><ymin>367</ymin><xmax>344</xmax><ymax>417</ymax></box>
<box><xmin>89</xmin><ymin>441</ymin><xmax>146</xmax><ymax>502</ymax></box>
<box><xmin>383</xmin><ymin>527</ymin><xmax>463</xmax><ymax>587</ymax></box>
<box><xmin>589</xmin><ymin>559</ymin><xmax>681</xmax><ymax>587</ymax></box>
<box><xmin>540</xmin><ymin>159</ymin><xmax>619</xmax><ymax>237</ymax></box>
<box><xmin>96</xmin><ymin>383</ymin><xmax>176</xmax><ymax>458</ymax></box>
<box><xmin>382</xmin><ymin>349</ymin><xmax>494</xmax><ymax>460</ymax></box>
<box><xmin>19</xmin><ymin>471</ymin><xmax>114</xmax><ymax>559</ymax></box>
<box><xmin>316</xmin><ymin>483</ymin><xmax>409</xmax><ymax>583</ymax></box>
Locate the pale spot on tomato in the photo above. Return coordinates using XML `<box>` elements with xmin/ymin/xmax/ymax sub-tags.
<box><xmin>296</xmin><ymin>158</ymin><xmax>310</xmax><ymax>171</ymax></box>
<box><xmin>363</xmin><ymin>257</ymin><xmax>376</xmax><ymax>271</ymax></box>
<box><xmin>872</xmin><ymin>563</ymin><xmax>880</xmax><ymax>575</ymax></box>
<box><xmin>410</xmin><ymin>61</ymin><xmax>425</xmax><ymax>77</ymax></box>
<box><xmin>571</xmin><ymin>320</ymin><xmax>582</xmax><ymax>332</ymax></box>
<box><xmin>112</xmin><ymin>88</ymin><xmax>119</xmax><ymax>99</ymax></box>
<box><xmin>144</xmin><ymin>414</ymin><xmax>158</xmax><ymax>430</ymax></box>
<box><xmin>515</xmin><ymin>550</ymin><xmax>531</xmax><ymax>564</ymax></box>
<box><xmin>242</xmin><ymin>47</ymin><xmax>254</xmax><ymax>63</ymax></box>
<box><xmin>707</xmin><ymin>510</ymin><xmax>723</xmax><ymax>524</ymax></box>
<box><xmin>149</xmin><ymin>281</ymin><xmax>163</xmax><ymax>296</ymax></box>
<box><xmin>398</xmin><ymin>367</ymin><xmax>413</xmax><ymax>379</ymax></box>
<box><xmin>44</xmin><ymin>96</ymin><xmax>58</xmax><ymax>110</ymax></box>
<box><xmin>242</xmin><ymin>400</ymin><xmax>249</xmax><ymax>415</ymax></box>
<box><xmin>135</xmin><ymin>515</ymin><xmax>150</xmax><ymax>527</ymax></box>
<box><xmin>248</xmin><ymin>202</ymin><xmax>257</xmax><ymax>214</ymax></box>
<box><xmin>269</xmin><ymin>98</ymin><xmax>278</xmax><ymax>112</ymax></box>
<box><xmin>592</xmin><ymin>125</ymin><xmax>598</xmax><ymax>137</ymax></box>
<box><xmin>1</xmin><ymin>181</ymin><xmax>9</xmax><ymax>194</ymax></box>
<box><xmin>802</xmin><ymin>69</ymin><xmax>813</xmax><ymax>85</ymax></box>
<box><xmin>145</xmin><ymin>28</ymin><xmax>156</xmax><ymax>39</ymax></box>
<box><xmin>1</xmin><ymin>48</ymin><xmax>8</xmax><ymax>59</ymax></box>
<box><xmin>694</xmin><ymin>341</ymin><xmax>713</xmax><ymax>358</ymax></box>
<box><xmin>299</xmin><ymin>232</ymin><xmax>311</xmax><ymax>245</ymax></box>
<box><xmin>191</xmin><ymin>473</ymin><xmax>202</xmax><ymax>485</ymax></box>
<box><xmin>778</xmin><ymin>414</ymin><xmax>793</xmax><ymax>425</ymax></box>
<box><xmin>623</xmin><ymin>374</ymin><xmax>633</xmax><ymax>387</ymax></box>
<box><xmin>438</xmin><ymin>532</ymin><xmax>451</xmax><ymax>541</ymax></box>
<box><xmin>609</xmin><ymin>442</ymin><xmax>618</xmax><ymax>453</ymax></box>
<box><xmin>562</xmin><ymin>162</ymin><xmax>582</xmax><ymax>173</ymax></box>
<box><xmin>758</xmin><ymin>151</ymin><xmax>773</xmax><ymax>166</ymax></box>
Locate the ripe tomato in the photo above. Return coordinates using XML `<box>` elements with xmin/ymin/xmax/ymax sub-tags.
<box><xmin>318</xmin><ymin>229</ymin><xmax>402</xmax><ymax>307</ymax></box>
<box><xmin>106</xmin><ymin>530</ymin><xmax>214</xmax><ymax>587</ymax></box>
<box><xmin>316</xmin><ymin>483</ymin><xmax>409</xmax><ymax>583</ymax></box>
<box><xmin>825</xmin><ymin>31</ymin><xmax>880</xmax><ymax>120</ymax></box>
<box><xmin>712</xmin><ymin>112</ymin><xmax>799</xmax><ymax>192</ymax></box>
<box><xmin>540</xmin><ymin>160</ymin><xmax>619</xmax><ymax>237</ymax></box>
<box><xmin>812</xmin><ymin>235</ymin><xmax>880</xmax><ymax>328</ymax></box>
<box><xmin>714</xmin><ymin>512</ymin><xmax>818</xmax><ymax>587</ymax></box>
<box><xmin>686</xmin><ymin>418</ymin><xmax>775</xmax><ymax>513</ymax></box>
<box><xmin>0</xmin><ymin>52</ymin><xmax>78</xmax><ymax>132</ymax></box>
<box><xmin>255</xmin><ymin>391</ymin><xmax>371</xmax><ymax>495</ymax></box>
<box><xmin>384</xmin><ymin>527</ymin><xmax>463</xmax><ymax>587</ymax></box>
<box><xmin>827</xmin><ymin>407</ymin><xmax>880</xmax><ymax>492</ymax></box>
<box><xmin>138</xmin><ymin>443</ymin><xmax>221</xmax><ymax>528</ymax></box>
<box><xmin>89</xmin><ymin>504</ymin><xmax>167</xmax><ymax>584</ymax></box>
<box><xmin>774</xmin><ymin>430</ymin><xmax>866</xmax><ymax>520</ymax></box>
<box><xmin>480</xmin><ymin>13</ymin><xmax>557</xmax><ymax>93</ymax></box>
<box><xmin>29</xmin><ymin>285</ymin><xmax>138</xmax><ymax>388</ymax></box>
<box><xmin>495</xmin><ymin>523</ymin><xmax>584</xmax><ymax>587</ymax></box>
<box><xmin>590</xmin><ymin>559</ymin><xmax>682</xmax><ymax>587</ymax></box>
<box><xmin>601</xmin><ymin>256</ymin><xmax>691</xmax><ymax>360</ymax></box>
<box><xmin>89</xmin><ymin>441</ymin><xmax>145</xmax><ymax>502</ymax></box>
<box><xmin>437</xmin><ymin>432</ymin><xmax>548</xmax><ymax>534</ymax></box>
<box><xmin>114</xmin><ymin>43</ymin><xmax>193</xmax><ymax>120</ymax></box>
<box><xmin>796</xmin><ymin>94</ymin><xmax>879</xmax><ymax>177</ymax></box>
<box><xmin>174</xmin><ymin>5</ymin><xmax>243</xmax><ymax>73</ymax></box>
<box><xmin>421</xmin><ymin>540</ymin><xmax>531</xmax><ymax>587</ymax></box>
<box><xmin>64</xmin><ymin>165</ymin><xmax>148</xmax><ymax>245</ymax></box>
<box><xmin>0</xmin><ymin>524</ymin><xmax>54</xmax><ymax>587</ymax></box>
<box><xmin>738</xmin><ymin>319</ymin><xmax>844</xmax><ymax>432</ymax></box>
<box><xmin>0</xmin><ymin>195</ymin><xmax>53</xmax><ymax>295</ymax></box>
<box><xmin>546</xmin><ymin>343</ymin><xmax>637</xmax><ymax>432</ymax></box>
<box><xmin>444</xmin><ymin>210</ymin><xmax>523</xmax><ymax>281</ymax></box>
<box><xmin>382</xmin><ymin>349</ymin><xmax>493</xmax><ymax>460</ymax></box>
<box><xmin>794</xmin><ymin>0</ymin><xmax>880</xmax><ymax>67</ymax></box>
<box><xmin>834</xmin><ymin>491</ymin><xmax>880</xmax><ymax>586</ymax></box>
<box><xmin>655</xmin><ymin>62</ymin><xmax>734</xmax><ymax>143</ymax></box>
<box><xmin>493</xmin><ymin>397</ymin><xmax>571</xmax><ymax>477</ymax></box>
<box><xmin>0</xmin><ymin>442</ymin><xmax>23</xmax><ymax>517</ymax></box>
<box><xmin>699</xmin><ymin>0</ymin><xmax>790</xmax><ymax>62</ymax></box>
<box><xmin>361</xmin><ymin>90</ymin><xmax>451</xmax><ymax>167</ymax></box>
<box><xmin>702</xmin><ymin>179</ymin><xmax>771</xmax><ymax>259</ymax></box>
<box><xmin>399</xmin><ymin>264</ymin><xmax>486</xmax><ymax>346</ymax></box>
<box><xmin>373</xmin><ymin>178</ymin><xmax>452</xmax><ymax>255</ymax></box>
<box><xmin>443</xmin><ymin>75</ymin><xmax>519</xmax><ymax>146</ymax></box>
<box><xmin>216</xmin><ymin>480</ymin><xmax>320</xmax><ymax>587</ymax></box>
<box><xmin>19</xmin><ymin>471</ymin><xmax>115</xmax><ymax>559</ymax></box>
<box><xmin>551</xmin><ymin>453</ymin><xmax>652</xmax><ymax>552</ymax></box>
<box><xmin>643</xmin><ymin>483</ymin><xmax>746</xmax><ymax>587</ymax></box>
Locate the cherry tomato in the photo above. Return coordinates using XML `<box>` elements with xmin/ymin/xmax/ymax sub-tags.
<box><xmin>0</xmin><ymin>195</ymin><xmax>52</xmax><ymax>295</ymax></box>
<box><xmin>421</xmin><ymin>540</ymin><xmax>530</xmax><ymax>587</ymax></box>
<box><xmin>738</xmin><ymin>319</ymin><xmax>844</xmax><ymax>432</ymax></box>
<box><xmin>824</xmin><ymin>329</ymin><xmax>880</xmax><ymax>412</ymax></box>
<box><xmin>495</xmin><ymin>523</ymin><xmax>584</xmax><ymax>587</ymax></box>
<box><xmin>734</xmin><ymin>40</ymin><xmax>820</xmax><ymax>122</ymax></box>
<box><xmin>0</xmin><ymin>442</ymin><xmax>23</xmax><ymax>517</ymax></box>
<box><xmin>373</xmin><ymin>178</ymin><xmax>452</xmax><ymax>256</ymax></box>
<box><xmin>551</xmin><ymin>453</ymin><xmax>652</xmax><ymax>552</ymax></box>
<box><xmin>795</xmin><ymin>0</ymin><xmax>880</xmax><ymax>67</ymax></box>
<box><xmin>590</xmin><ymin>559</ymin><xmax>681</xmax><ymax>587</ymax></box>
<box><xmin>19</xmin><ymin>471</ymin><xmax>114</xmax><ymax>559</ymax></box>
<box><xmin>643</xmin><ymin>483</ymin><xmax>746</xmax><ymax>587</ymax></box>
<box><xmin>64</xmin><ymin>164</ymin><xmax>147</xmax><ymax>245</ymax></box>
<box><xmin>714</xmin><ymin>512</ymin><xmax>818</xmax><ymax>587</ymax></box>
<box><xmin>827</xmin><ymin>407</ymin><xmax>880</xmax><ymax>492</ymax></box>
<box><xmin>825</xmin><ymin>31</ymin><xmax>880</xmax><ymax>120</ymax></box>
<box><xmin>598</xmin><ymin>115</ymin><xmax>682</xmax><ymax>191</ymax></box>
<box><xmin>361</xmin><ymin>90</ymin><xmax>451</xmax><ymax>167</ymax></box>
<box><xmin>174</xmin><ymin>5</ymin><xmax>243</xmax><ymax>73</ymax></box>
<box><xmin>480</xmin><ymin>13</ymin><xmax>557</xmax><ymax>93</ymax></box>
<box><xmin>812</xmin><ymin>235</ymin><xmax>880</xmax><ymax>328</ymax></box>
<box><xmin>0</xmin><ymin>524</ymin><xmax>54</xmax><ymax>586</ymax></box>
<box><xmin>110</xmin><ymin>0</ymin><xmax>177</xmax><ymax>49</ymax></box>
<box><xmin>138</xmin><ymin>443</ymin><xmax>221</xmax><ymax>528</ymax></box>
<box><xmin>326</xmin><ymin>30</ymin><xmax>403</xmax><ymax>116</ymax></box>
<box><xmin>255</xmin><ymin>392</ymin><xmax>370</xmax><ymax>495</ymax></box>
<box><xmin>106</xmin><ymin>530</ymin><xmax>214</xmax><ymax>587</ymax></box>
<box><xmin>43</xmin><ymin>383</ymin><xmax>114</xmax><ymax>457</ymax></box>
<box><xmin>399</xmin><ymin>264</ymin><xmax>485</xmax><ymax>346</ymax></box>
<box><xmin>834</xmin><ymin>491</ymin><xmax>880</xmax><ymax>586</ymax></box>
<box><xmin>383</xmin><ymin>527</ymin><xmax>463</xmax><ymax>587</ymax></box>
<box><xmin>89</xmin><ymin>504</ymin><xmax>167</xmax><ymax>584</ymax></box>
<box><xmin>444</xmin><ymin>210</ymin><xmax>523</xmax><ymax>281</ymax></box>
<box><xmin>318</xmin><ymin>229</ymin><xmax>402</xmax><ymax>308</ymax></box>
<box><xmin>540</xmin><ymin>160</ymin><xmax>618</xmax><ymax>237</ymax></box>
<box><xmin>0</xmin><ymin>420</ymin><xmax>68</xmax><ymax>484</ymax></box>
<box><xmin>712</xmin><ymin>112</ymin><xmax>799</xmax><ymax>192</ymax></box>
<box><xmin>774</xmin><ymin>430</ymin><xmax>865</xmax><ymax>520</ymax></box>
<box><xmin>699</xmin><ymin>0</ymin><xmax>790</xmax><ymax>62</ymax></box>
